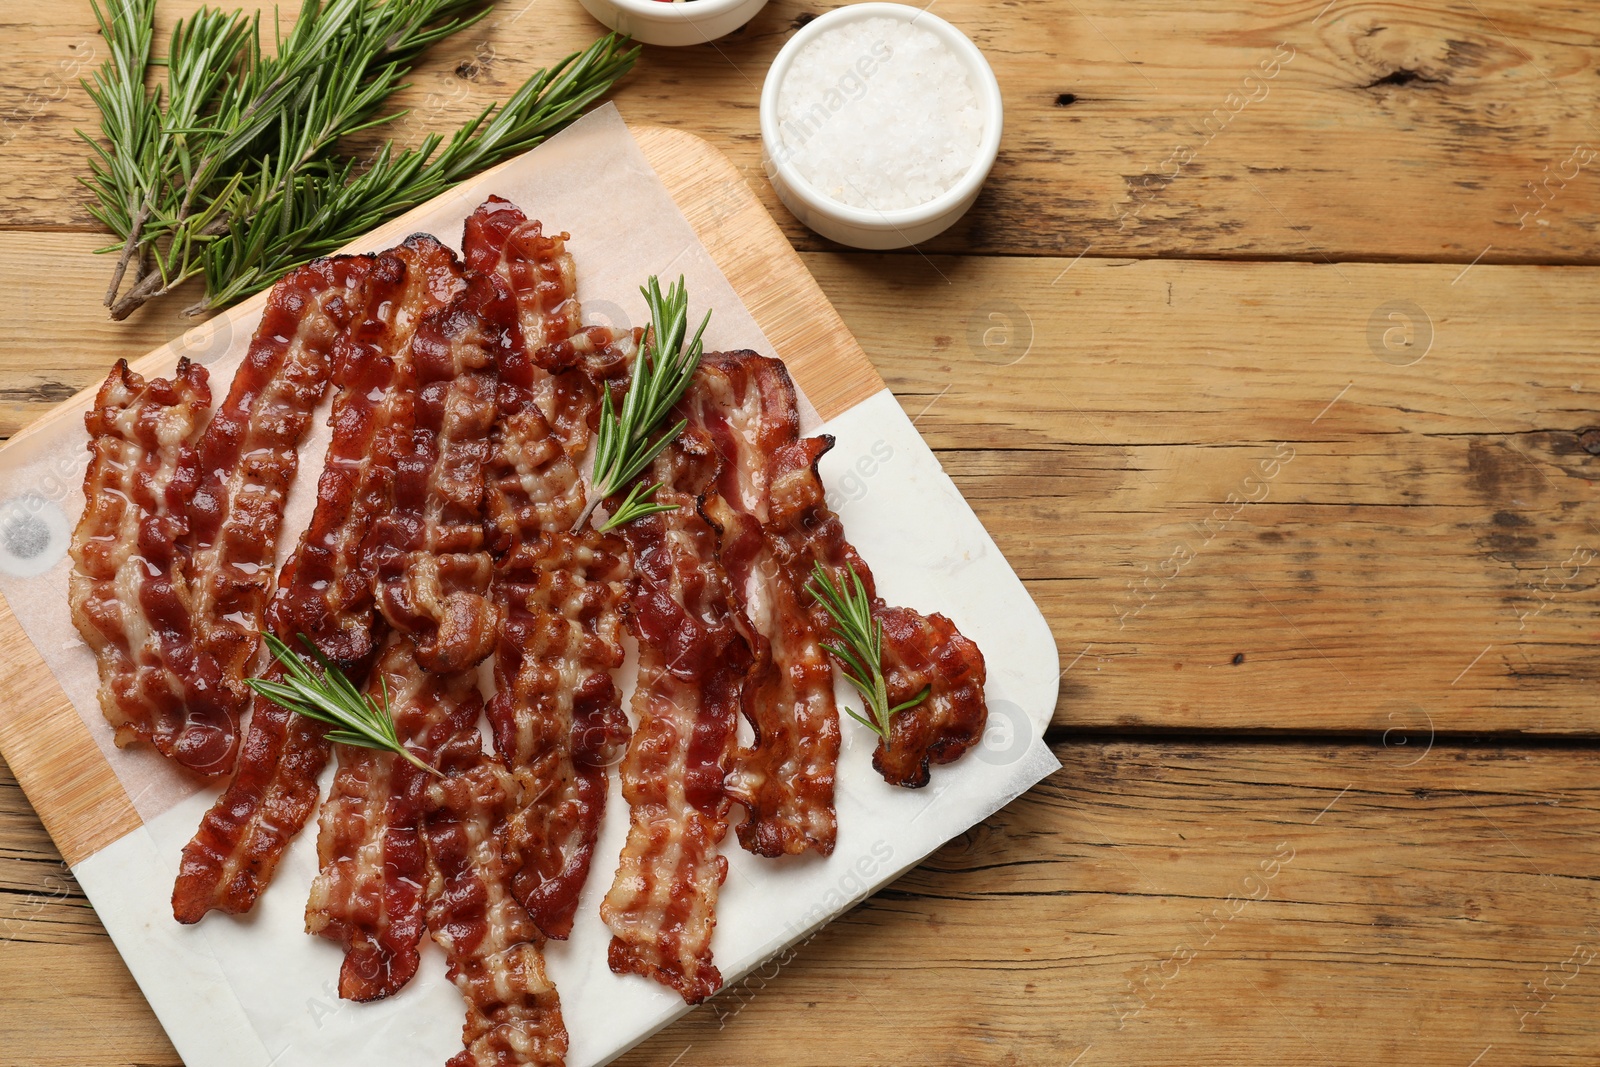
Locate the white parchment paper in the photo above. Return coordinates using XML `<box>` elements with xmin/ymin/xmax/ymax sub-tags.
<box><xmin>0</xmin><ymin>105</ymin><xmax>1061</xmax><ymax>1067</ymax></box>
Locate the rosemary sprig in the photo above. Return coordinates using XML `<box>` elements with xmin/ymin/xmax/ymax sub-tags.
<box><xmin>80</xmin><ymin>0</ymin><xmax>637</xmax><ymax>319</ymax></box>
<box><xmin>198</xmin><ymin>31</ymin><xmax>638</xmax><ymax>311</ymax></box>
<box><xmin>807</xmin><ymin>561</ymin><xmax>929</xmax><ymax>745</ymax></box>
<box><xmin>248</xmin><ymin>634</ymin><xmax>441</xmax><ymax>778</ymax></box>
<box><xmin>80</xmin><ymin>0</ymin><xmax>160</xmax><ymax>306</ymax></box>
<box><xmin>573</xmin><ymin>275</ymin><xmax>712</xmax><ymax>533</ymax></box>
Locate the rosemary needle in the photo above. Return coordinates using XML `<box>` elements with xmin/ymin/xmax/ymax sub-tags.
<box><xmin>574</xmin><ymin>274</ymin><xmax>711</xmax><ymax>533</ymax></box>
<box><xmin>249</xmin><ymin>634</ymin><xmax>442</xmax><ymax>778</ymax></box>
<box><xmin>807</xmin><ymin>561</ymin><xmax>930</xmax><ymax>745</ymax></box>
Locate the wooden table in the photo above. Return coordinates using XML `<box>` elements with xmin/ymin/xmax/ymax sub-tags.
<box><xmin>4</xmin><ymin>1</ymin><xmax>1600</xmax><ymax>1064</ymax></box>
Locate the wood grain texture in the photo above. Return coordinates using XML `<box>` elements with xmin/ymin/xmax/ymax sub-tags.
<box><xmin>5</xmin><ymin>1</ymin><xmax>1600</xmax><ymax>261</ymax></box>
<box><xmin>5</xmin><ymin>740</ymin><xmax>1598</xmax><ymax>1066</ymax></box>
<box><xmin>0</xmin><ymin>757</ymin><xmax>179</xmax><ymax>1067</ymax></box>
<box><xmin>622</xmin><ymin>738</ymin><xmax>1600</xmax><ymax>1066</ymax></box>
<box><xmin>9</xmin><ymin>236</ymin><xmax>1600</xmax><ymax>735</ymax></box>
<box><xmin>0</xmin><ymin>598</ymin><xmax>139</xmax><ymax>867</ymax></box>
<box><xmin>834</xmin><ymin>254</ymin><xmax>1600</xmax><ymax>737</ymax></box>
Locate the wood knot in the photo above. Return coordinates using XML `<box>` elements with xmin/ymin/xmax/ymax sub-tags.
<box><xmin>1362</xmin><ymin>68</ymin><xmax>1441</xmax><ymax>89</ymax></box>
<box><xmin>1577</xmin><ymin>427</ymin><xmax>1600</xmax><ymax>454</ymax></box>
<box><xmin>1055</xmin><ymin>93</ymin><xmax>1077</xmax><ymax>107</ymax></box>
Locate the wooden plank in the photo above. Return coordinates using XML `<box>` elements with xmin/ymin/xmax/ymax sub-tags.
<box><xmin>831</xmin><ymin>253</ymin><xmax>1600</xmax><ymax>736</ymax></box>
<box><xmin>4</xmin><ymin>1</ymin><xmax>1600</xmax><ymax>262</ymax></box>
<box><xmin>4</xmin><ymin>740</ymin><xmax>1597</xmax><ymax>1065</ymax></box>
<box><xmin>0</xmin><ymin>232</ymin><xmax>198</xmax><ymax>436</ymax></box>
<box><xmin>624</xmin><ymin>738</ymin><xmax>1600</xmax><ymax>1065</ymax></box>
<box><xmin>8</xmin><ymin>239</ymin><xmax>1600</xmax><ymax>734</ymax></box>
<box><xmin>0</xmin><ymin>943</ymin><xmax>180</xmax><ymax>1067</ymax></box>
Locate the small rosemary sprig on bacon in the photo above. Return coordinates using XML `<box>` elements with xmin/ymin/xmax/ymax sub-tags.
<box><xmin>249</xmin><ymin>634</ymin><xmax>441</xmax><ymax>778</ymax></box>
<box><xmin>807</xmin><ymin>561</ymin><xmax>929</xmax><ymax>745</ymax></box>
<box><xmin>574</xmin><ymin>274</ymin><xmax>711</xmax><ymax>533</ymax></box>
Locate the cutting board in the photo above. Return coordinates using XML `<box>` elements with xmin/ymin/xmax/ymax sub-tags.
<box><xmin>0</xmin><ymin>110</ymin><xmax>1060</xmax><ymax>1067</ymax></box>
<box><xmin>0</xmin><ymin>121</ymin><xmax>885</xmax><ymax>869</ymax></box>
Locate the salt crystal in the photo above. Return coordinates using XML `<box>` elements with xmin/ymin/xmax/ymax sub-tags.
<box><xmin>775</xmin><ymin>16</ymin><xmax>984</xmax><ymax>211</ymax></box>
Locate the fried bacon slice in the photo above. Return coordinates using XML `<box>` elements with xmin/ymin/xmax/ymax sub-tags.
<box><xmin>170</xmin><ymin>659</ymin><xmax>331</xmax><ymax>922</ymax></box>
<box><xmin>173</xmin><ymin>238</ymin><xmax>465</xmax><ymax>923</ymax></box>
<box><xmin>489</xmin><ymin>533</ymin><xmax>629</xmax><ymax>942</ymax></box>
<box><xmin>463</xmin><ymin>195</ymin><xmax>633</xmax><ymax>455</ymax></box>
<box><xmin>700</xmin><ymin>354</ymin><xmax>988</xmax><ymax>789</ymax></box>
<box><xmin>184</xmin><ymin>257</ymin><xmax>371</xmax><ymax>729</ymax></box>
<box><xmin>369</xmin><ymin>271</ymin><xmax>504</xmax><ymax>673</ymax></box>
<box><xmin>311</xmin><ymin>260</ymin><xmax>513</xmax><ymax>997</ymax></box>
<box><xmin>305</xmin><ymin>635</ymin><xmax>478</xmax><ymax>1000</ymax></box>
<box><xmin>600</xmin><ymin>430</ymin><xmax>751</xmax><ymax>1004</ymax></box>
<box><xmin>424</xmin><ymin>734</ymin><xmax>569</xmax><ymax>1067</ymax></box>
<box><xmin>68</xmin><ymin>358</ymin><xmax>238</xmax><ymax>775</ymax></box>
<box><xmin>466</xmin><ymin>199</ymin><xmax>633</xmax><ymax>941</ymax></box>
<box><xmin>270</xmin><ymin>236</ymin><xmax>467</xmax><ymax>669</ymax></box>
<box><xmin>485</xmin><ymin>467</ymin><xmax>629</xmax><ymax>940</ymax></box>
<box><xmin>687</xmin><ymin>353</ymin><xmax>841</xmax><ymax>856</ymax></box>
<box><xmin>867</xmin><ymin>604</ymin><xmax>989</xmax><ymax>786</ymax></box>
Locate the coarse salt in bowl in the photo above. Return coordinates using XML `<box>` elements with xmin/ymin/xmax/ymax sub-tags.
<box><xmin>760</xmin><ymin>3</ymin><xmax>1003</xmax><ymax>249</ymax></box>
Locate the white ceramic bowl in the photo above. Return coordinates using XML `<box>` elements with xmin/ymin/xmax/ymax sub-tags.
<box><xmin>578</xmin><ymin>0</ymin><xmax>768</xmax><ymax>47</ymax></box>
<box><xmin>759</xmin><ymin>3</ymin><xmax>1003</xmax><ymax>249</ymax></box>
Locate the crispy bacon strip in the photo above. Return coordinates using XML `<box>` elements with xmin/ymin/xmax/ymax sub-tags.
<box><xmin>173</xmin><ymin>238</ymin><xmax>465</xmax><ymax>923</ymax></box>
<box><xmin>701</xmin><ymin>354</ymin><xmax>988</xmax><ymax>788</ymax></box>
<box><xmin>369</xmin><ymin>272</ymin><xmax>503</xmax><ymax>673</ymax></box>
<box><xmin>68</xmin><ymin>359</ymin><xmax>237</xmax><ymax>775</ymax></box>
<box><xmin>271</xmin><ymin>237</ymin><xmax>467</xmax><ymax>669</ymax></box>
<box><xmin>311</xmin><ymin>261</ymin><xmax>509</xmax><ymax>997</ymax></box>
<box><xmin>425</xmin><ymin>735</ymin><xmax>569</xmax><ymax>1067</ymax></box>
<box><xmin>868</xmin><ymin>604</ymin><xmax>988</xmax><ymax>786</ymax></box>
<box><xmin>463</xmin><ymin>195</ymin><xmax>633</xmax><ymax>455</ymax></box>
<box><xmin>400</xmin><ymin>215</ymin><xmax>586</xmax><ymax>1046</ymax></box>
<box><xmin>687</xmin><ymin>353</ymin><xmax>840</xmax><ymax>856</ymax></box>
<box><xmin>184</xmin><ymin>257</ymin><xmax>371</xmax><ymax>725</ymax></box>
<box><xmin>488</xmin><ymin>515</ymin><xmax>629</xmax><ymax>941</ymax></box>
<box><xmin>600</xmin><ymin>430</ymin><xmax>751</xmax><ymax>1004</ymax></box>
<box><xmin>306</xmin><ymin>636</ymin><xmax>478</xmax><ymax>1000</ymax></box>
<box><xmin>466</xmin><ymin>199</ymin><xmax>632</xmax><ymax>941</ymax></box>
<box><xmin>170</xmin><ymin>661</ymin><xmax>329</xmax><ymax>923</ymax></box>
<box><xmin>462</xmin><ymin>196</ymin><xmax>580</xmax><ymax>349</ymax></box>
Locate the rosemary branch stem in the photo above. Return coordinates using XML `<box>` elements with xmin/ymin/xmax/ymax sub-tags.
<box><xmin>111</xmin><ymin>263</ymin><xmax>187</xmax><ymax>320</ymax></box>
<box><xmin>572</xmin><ymin>493</ymin><xmax>603</xmax><ymax>534</ymax></box>
<box><xmin>104</xmin><ymin>198</ymin><xmax>150</xmax><ymax>307</ymax></box>
<box><xmin>401</xmin><ymin>747</ymin><xmax>446</xmax><ymax>778</ymax></box>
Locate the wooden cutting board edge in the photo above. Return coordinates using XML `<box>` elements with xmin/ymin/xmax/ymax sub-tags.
<box><xmin>0</xmin><ymin>123</ymin><xmax>888</xmax><ymax>868</ymax></box>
